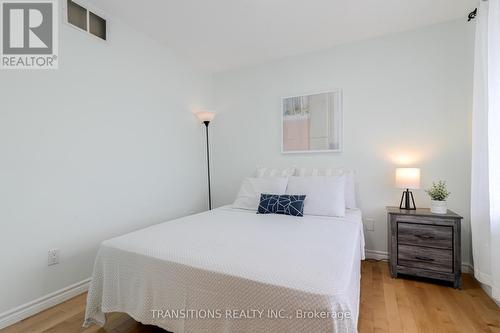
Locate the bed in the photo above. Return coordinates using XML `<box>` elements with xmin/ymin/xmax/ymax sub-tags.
<box><xmin>84</xmin><ymin>205</ymin><xmax>365</xmax><ymax>333</ymax></box>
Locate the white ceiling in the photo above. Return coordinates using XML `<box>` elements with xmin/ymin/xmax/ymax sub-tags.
<box><xmin>87</xmin><ymin>0</ymin><xmax>477</xmax><ymax>72</ymax></box>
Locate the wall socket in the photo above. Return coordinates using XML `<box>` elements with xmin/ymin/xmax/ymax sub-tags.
<box><xmin>48</xmin><ymin>249</ymin><xmax>60</xmax><ymax>266</ymax></box>
<box><xmin>364</xmin><ymin>218</ymin><xmax>375</xmax><ymax>231</ymax></box>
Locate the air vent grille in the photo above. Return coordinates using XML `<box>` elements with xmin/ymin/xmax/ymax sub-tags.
<box><xmin>67</xmin><ymin>0</ymin><xmax>107</xmax><ymax>41</ymax></box>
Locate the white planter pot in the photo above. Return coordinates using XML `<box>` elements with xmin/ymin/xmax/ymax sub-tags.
<box><xmin>431</xmin><ymin>200</ymin><xmax>447</xmax><ymax>214</ymax></box>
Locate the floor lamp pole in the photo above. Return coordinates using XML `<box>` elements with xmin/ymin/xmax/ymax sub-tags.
<box><xmin>204</xmin><ymin>121</ymin><xmax>212</xmax><ymax>210</ymax></box>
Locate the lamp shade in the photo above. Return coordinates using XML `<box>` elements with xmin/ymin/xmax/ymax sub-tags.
<box><xmin>395</xmin><ymin>168</ymin><xmax>421</xmax><ymax>189</ymax></box>
<box><xmin>195</xmin><ymin>111</ymin><xmax>215</xmax><ymax>123</ymax></box>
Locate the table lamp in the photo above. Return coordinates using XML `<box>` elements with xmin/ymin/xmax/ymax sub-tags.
<box><xmin>395</xmin><ymin>168</ymin><xmax>420</xmax><ymax>210</ymax></box>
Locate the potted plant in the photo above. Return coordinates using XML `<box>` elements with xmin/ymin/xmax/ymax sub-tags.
<box><xmin>425</xmin><ymin>181</ymin><xmax>450</xmax><ymax>214</ymax></box>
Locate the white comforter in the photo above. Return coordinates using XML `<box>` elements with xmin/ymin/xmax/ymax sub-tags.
<box><xmin>84</xmin><ymin>206</ymin><xmax>365</xmax><ymax>333</ymax></box>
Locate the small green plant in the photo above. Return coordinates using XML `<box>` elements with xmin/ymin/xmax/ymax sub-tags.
<box><xmin>425</xmin><ymin>181</ymin><xmax>450</xmax><ymax>201</ymax></box>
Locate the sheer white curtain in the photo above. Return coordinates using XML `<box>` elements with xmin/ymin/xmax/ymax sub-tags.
<box><xmin>471</xmin><ymin>0</ymin><xmax>500</xmax><ymax>302</ymax></box>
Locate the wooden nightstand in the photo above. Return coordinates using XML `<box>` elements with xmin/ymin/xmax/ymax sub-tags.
<box><xmin>387</xmin><ymin>207</ymin><xmax>463</xmax><ymax>288</ymax></box>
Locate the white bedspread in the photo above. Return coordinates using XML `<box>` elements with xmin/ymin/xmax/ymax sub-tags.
<box><xmin>84</xmin><ymin>206</ymin><xmax>365</xmax><ymax>333</ymax></box>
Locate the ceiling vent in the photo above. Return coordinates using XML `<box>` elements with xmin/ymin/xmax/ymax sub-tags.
<box><xmin>66</xmin><ymin>0</ymin><xmax>107</xmax><ymax>41</ymax></box>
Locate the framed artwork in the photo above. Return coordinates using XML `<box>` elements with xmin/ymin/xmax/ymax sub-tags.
<box><xmin>282</xmin><ymin>90</ymin><xmax>342</xmax><ymax>153</ymax></box>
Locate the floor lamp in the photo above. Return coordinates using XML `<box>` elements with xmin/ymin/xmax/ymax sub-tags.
<box><xmin>196</xmin><ymin>111</ymin><xmax>215</xmax><ymax>210</ymax></box>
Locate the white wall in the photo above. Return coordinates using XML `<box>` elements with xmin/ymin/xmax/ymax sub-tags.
<box><xmin>0</xmin><ymin>8</ymin><xmax>211</xmax><ymax>314</ymax></box>
<box><xmin>212</xmin><ymin>20</ymin><xmax>474</xmax><ymax>263</ymax></box>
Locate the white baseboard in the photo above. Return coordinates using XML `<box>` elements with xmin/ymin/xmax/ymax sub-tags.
<box><xmin>364</xmin><ymin>249</ymin><xmax>473</xmax><ymax>273</ymax></box>
<box><xmin>365</xmin><ymin>249</ymin><xmax>389</xmax><ymax>260</ymax></box>
<box><xmin>0</xmin><ymin>278</ymin><xmax>91</xmax><ymax>330</ymax></box>
<box><xmin>492</xmin><ymin>286</ymin><xmax>500</xmax><ymax>306</ymax></box>
<box><xmin>462</xmin><ymin>263</ymin><xmax>474</xmax><ymax>274</ymax></box>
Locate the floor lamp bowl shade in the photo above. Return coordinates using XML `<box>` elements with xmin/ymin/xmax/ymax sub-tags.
<box><xmin>395</xmin><ymin>168</ymin><xmax>421</xmax><ymax>190</ymax></box>
<box><xmin>196</xmin><ymin>111</ymin><xmax>216</xmax><ymax>123</ymax></box>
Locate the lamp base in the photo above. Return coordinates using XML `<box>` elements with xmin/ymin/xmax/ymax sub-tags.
<box><xmin>399</xmin><ymin>189</ymin><xmax>416</xmax><ymax>210</ymax></box>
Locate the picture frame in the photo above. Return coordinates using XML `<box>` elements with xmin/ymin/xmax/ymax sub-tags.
<box><xmin>281</xmin><ymin>90</ymin><xmax>343</xmax><ymax>154</ymax></box>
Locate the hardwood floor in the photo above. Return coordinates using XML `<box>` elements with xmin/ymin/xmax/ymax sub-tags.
<box><xmin>2</xmin><ymin>261</ymin><xmax>499</xmax><ymax>333</ymax></box>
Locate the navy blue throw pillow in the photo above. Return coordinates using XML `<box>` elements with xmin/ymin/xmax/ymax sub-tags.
<box><xmin>257</xmin><ymin>194</ymin><xmax>306</xmax><ymax>217</ymax></box>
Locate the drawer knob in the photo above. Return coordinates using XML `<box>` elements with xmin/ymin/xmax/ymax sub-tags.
<box><xmin>415</xmin><ymin>234</ymin><xmax>435</xmax><ymax>239</ymax></box>
<box><xmin>415</xmin><ymin>256</ymin><xmax>435</xmax><ymax>262</ymax></box>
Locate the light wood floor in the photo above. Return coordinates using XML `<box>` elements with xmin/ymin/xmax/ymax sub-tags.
<box><xmin>2</xmin><ymin>261</ymin><xmax>499</xmax><ymax>333</ymax></box>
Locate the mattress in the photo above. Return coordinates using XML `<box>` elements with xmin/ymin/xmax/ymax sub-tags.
<box><xmin>84</xmin><ymin>206</ymin><xmax>365</xmax><ymax>333</ymax></box>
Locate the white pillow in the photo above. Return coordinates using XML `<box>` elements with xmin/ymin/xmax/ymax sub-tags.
<box><xmin>286</xmin><ymin>176</ymin><xmax>346</xmax><ymax>217</ymax></box>
<box><xmin>233</xmin><ymin>177</ymin><xmax>288</xmax><ymax>211</ymax></box>
<box><xmin>294</xmin><ymin>168</ymin><xmax>357</xmax><ymax>209</ymax></box>
<box><xmin>344</xmin><ymin>171</ymin><xmax>357</xmax><ymax>209</ymax></box>
<box><xmin>295</xmin><ymin>167</ymin><xmax>343</xmax><ymax>177</ymax></box>
<box><xmin>255</xmin><ymin>166</ymin><xmax>295</xmax><ymax>178</ymax></box>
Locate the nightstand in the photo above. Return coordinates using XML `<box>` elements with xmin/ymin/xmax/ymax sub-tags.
<box><xmin>387</xmin><ymin>207</ymin><xmax>463</xmax><ymax>288</ymax></box>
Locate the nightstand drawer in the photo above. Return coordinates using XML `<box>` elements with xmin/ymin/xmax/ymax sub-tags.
<box><xmin>398</xmin><ymin>222</ymin><xmax>452</xmax><ymax>249</ymax></box>
<box><xmin>398</xmin><ymin>244</ymin><xmax>453</xmax><ymax>273</ymax></box>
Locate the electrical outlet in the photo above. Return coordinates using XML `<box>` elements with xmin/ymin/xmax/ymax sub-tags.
<box><xmin>364</xmin><ymin>218</ymin><xmax>375</xmax><ymax>231</ymax></box>
<box><xmin>48</xmin><ymin>249</ymin><xmax>60</xmax><ymax>266</ymax></box>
